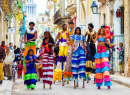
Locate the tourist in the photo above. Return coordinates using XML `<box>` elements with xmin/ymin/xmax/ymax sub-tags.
<box><xmin>4</xmin><ymin>45</ymin><xmax>15</xmax><ymax>80</ymax></box>
<box><xmin>9</xmin><ymin>42</ymin><xmax>13</xmax><ymax>50</ymax></box>
<box><xmin>13</xmin><ymin>45</ymin><xmax>16</xmax><ymax>50</ymax></box>
<box><xmin>0</xmin><ymin>41</ymin><xmax>6</xmax><ymax>50</ymax></box>
<box><xmin>16</xmin><ymin>51</ymin><xmax>23</xmax><ymax>64</ymax></box>
<box><xmin>17</xmin><ymin>60</ymin><xmax>23</xmax><ymax>79</ymax></box>
<box><xmin>0</xmin><ymin>45</ymin><xmax>6</xmax><ymax>84</ymax></box>
<box><xmin>0</xmin><ymin>41</ymin><xmax>6</xmax><ymax>77</ymax></box>
<box><xmin>118</xmin><ymin>42</ymin><xmax>124</xmax><ymax>73</ymax></box>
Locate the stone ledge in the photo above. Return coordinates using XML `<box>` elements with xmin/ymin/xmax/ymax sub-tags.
<box><xmin>110</xmin><ymin>75</ymin><xmax>130</xmax><ymax>88</ymax></box>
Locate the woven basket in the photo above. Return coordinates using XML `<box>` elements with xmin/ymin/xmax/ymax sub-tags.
<box><xmin>35</xmin><ymin>63</ymin><xmax>42</xmax><ymax>69</ymax></box>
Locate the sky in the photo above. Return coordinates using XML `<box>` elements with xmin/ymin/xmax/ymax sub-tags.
<box><xmin>35</xmin><ymin>0</ymin><xmax>47</xmax><ymax>16</ymax></box>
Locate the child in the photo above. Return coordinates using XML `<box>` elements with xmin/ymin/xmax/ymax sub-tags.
<box><xmin>92</xmin><ymin>28</ymin><xmax>114</xmax><ymax>89</ymax></box>
<box><xmin>17</xmin><ymin>60</ymin><xmax>23</xmax><ymax>79</ymax></box>
<box><xmin>24</xmin><ymin>49</ymin><xmax>37</xmax><ymax>89</ymax></box>
<box><xmin>36</xmin><ymin>46</ymin><xmax>44</xmax><ymax>82</ymax></box>
<box><xmin>71</xmin><ymin>27</ymin><xmax>87</xmax><ymax>89</ymax></box>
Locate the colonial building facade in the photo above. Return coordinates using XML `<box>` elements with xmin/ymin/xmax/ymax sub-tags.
<box><xmin>25</xmin><ymin>0</ymin><xmax>37</xmax><ymax>28</ymax></box>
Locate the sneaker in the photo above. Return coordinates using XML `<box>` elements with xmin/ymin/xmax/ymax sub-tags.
<box><xmin>98</xmin><ymin>87</ymin><xmax>100</xmax><ymax>89</ymax></box>
<box><xmin>108</xmin><ymin>86</ymin><xmax>110</xmax><ymax>89</ymax></box>
<box><xmin>4</xmin><ymin>74</ymin><xmax>7</xmax><ymax>77</ymax></box>
<box><xmin>0</xmin><ymin>81</ymin><xmax>2</xmax><ymax>84</ymax></box>
<box><xmin>8</xmin><ymin>77</ymin><xmax>12</xmax><ymax>80</ymax></box>
<box><xmin>10</xmin><ymin>77</ymin><xmax>12</xmax><ymax>80</ymax></box>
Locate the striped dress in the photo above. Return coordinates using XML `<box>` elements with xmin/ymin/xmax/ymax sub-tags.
<box><xmin>71</xmin><ymin>34</ymin><xmax>87</xmax><ymax>80</ymax></box>
<box><xmin>42</xmin><ymin>53</ymin><xmax>53</xmax><ymax>84</ymax></box>
<box><xmin>41</xmin><ymin>38</ymin><xmax>54</xmax><ymax>85</ymax></box>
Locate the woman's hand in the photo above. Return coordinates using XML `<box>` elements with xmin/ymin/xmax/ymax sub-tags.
<box><xmin>85</xmin><ymin>49</ymin><xmax>87</xmax><ymax>54</ymax></box>
<box><xmin>67</xmin><ymin>41</ymin><xmax>69</xmax><ymax>45</ymax></box>
<box><xmin>27</xmin><ymin>39</ymin><xmax>32</xmax><ymax>42</ymax></box>
<box><xmin>0</xmin><ymin>59</ymin><xmax>3</xmax><ymax>63</ymax></box>
<box><xmin>24</xmin><ymin>40</ymin><xmax>27</xmax><ymax>44</ymax></box>
<box><xmin>30</xmin><ymin>59</ymin><xmax>33</xmax><ymax>61</ymax></box>
<box><xmin>87</xmin><ymin>33</ymin><xmax>90</xmax><ymax>35</ymax></box>
<box><xmin>113</xmin><ymin>44</ymin><xmax>116</xmax><ymax>47</ymax></box>
<box><xmin>48</xmin><ymin>43</ymin><xmax>52</xmax><ymax>46</ymax></box>
<box><xmin>90</xmin><ymin>34</ymin><xmax>93</xmax><ymax>38</ymax></box>
<box><xmin>72</xmin><ymin>46</ymin><xmax>75</xmax><ymax>51</ymax></box>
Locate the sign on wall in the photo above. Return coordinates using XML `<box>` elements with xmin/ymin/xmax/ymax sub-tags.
<box><xmin>80</xmin><ymin>25</ymin><xmax>86</xmax><ymax>30</ymax></box>
<box><xmin>105</xmin><ymin>26</ymin><xmax>110</xmax><ymax>39</ymax></box>
<box><xmin>8</xmin><ymin>29</ymin><xmax>15</xmax><ymax>33</ymax></box>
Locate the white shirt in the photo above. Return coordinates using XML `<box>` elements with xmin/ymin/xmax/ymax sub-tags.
<box><xmin>4</xmin><ymin>50</ymin><xmax>15</xmax><ymax>64</ymax></box>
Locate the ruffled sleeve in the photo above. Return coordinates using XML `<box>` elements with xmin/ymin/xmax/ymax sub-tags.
<box><xmin>25</xmin><ymin>55</ymin><xmax>29</xmax><ymax>60</ymax></box>
<box><xmin>70</xmin><ymin>34</ymin><xmax>75</xmax><ymax>40</ymax></box>
<box><xmin>82</xmin><ymin>36</ymin><xmax>85</xmax><ymax>41</ymax></box>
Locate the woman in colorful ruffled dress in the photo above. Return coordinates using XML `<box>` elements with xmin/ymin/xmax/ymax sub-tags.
<box><xmin>71</xmin><ymin>27</ymin><xmax>87</xmax><ymax>89</ymax></box>
<box><xmin>91</xmin><ymin>28</ymin><xmax>114</xmax><ymax>89</ymax></box>
<box><xmin>41</xmin><ymin>31</ymin><xmax>54</xmax><ymax>89</ymax></box>
<box><xmin>24</xmin><ymin>49</ymin><xmax>37</xmax><ymax>89</ymax></box>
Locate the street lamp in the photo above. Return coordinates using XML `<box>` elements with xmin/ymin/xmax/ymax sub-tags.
<box><xmin>91</xmin><ymin>1</ymin><xmax>100</xmax><ymax>14</ymax></box>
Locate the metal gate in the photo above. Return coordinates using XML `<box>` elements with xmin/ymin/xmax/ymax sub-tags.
<box><xmin>110</xmin><ymin>35</ymin><xmax>124</xmax><ymax>74</ymax></box>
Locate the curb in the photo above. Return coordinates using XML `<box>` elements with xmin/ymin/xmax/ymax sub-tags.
<box><xmin>5</xmin><ymin>81</ymin><xmax>14</xmax><ymax>95</ymax></box>
<box><xmin>111</xmin><ymin>78</ymin><xmax>130</xmax><ymax>88</ymax></box>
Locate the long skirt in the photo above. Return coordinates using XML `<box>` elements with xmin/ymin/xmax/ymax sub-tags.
<box><xmin>71</xmin><ymin>46</ymin><xmax>86</xmax><ymax>80</ymax></box>
<box><xmin>41</xmin><ymin>53</ymin><xmax>53</xmax><ymax>85</ymax></box>
<box><xmin>63</xmin><ymin>45</ymin><xmax>73</xmax><ymax>81</ymax></box>
<box><xmin>94</xmin><ymin>46</ymin><xmax>112</xmax><ymax>87</ymax></box>
<box><xmin>86</xmin><ymin>42</ymin><xmax>96</xmax><ymax>73</ymax></box>
<box><xmin>24</xmin><ymin>64</ymin><xmax>37</xmax><ymax>89</ymax></box>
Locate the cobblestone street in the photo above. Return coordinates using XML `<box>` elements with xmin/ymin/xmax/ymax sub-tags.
<box><xmin>12</xmin><ymin>77</ymin><xmax>130</xmax><ymax>95</ymax></box>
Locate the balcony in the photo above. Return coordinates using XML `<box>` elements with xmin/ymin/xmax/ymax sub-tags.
<box><xmin>98</xmin><ymin>0</ymin><xmax>106</xmax><ymax>3</ymax></box>
<box><xmin>1</xmin><ymin>0</ymin><xmax>11</xmax><ymax>15</ymax></box>
<box><xmin>54</xmin><ymin>9</ymin><xmax>71</xmax><ymax>24</ymax></box>
<box><xmin>52</xmin><ymin>0</ymin><xmax>57</xmax><ymax>3</ymax></box>
<box><xmin>66</xmin><ymin>1</ymin><xmax>77</xmax><ymax>15</ymax></box>
<box><xmin>46</xmin><ymin>1</ymin><xmax>54</xmax><ymax>9</ymax></box>
<box><xmin>11</xmin><ymin>0</ymin><xmax>17</xmax><ymax>14</ymax></box>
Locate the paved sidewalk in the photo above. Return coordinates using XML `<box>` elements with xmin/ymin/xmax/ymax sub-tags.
<box><xmin>110</xmin><ymin>74</ymin><xmax>130</xmax><ymax>88</ymax></box>
<box><xmin>0</xmin><ymin>80</ymin><xmax>13</xmax><ymax>95</ymax></box>
<box><xmin>12</xmin><ymin>77</ymin><xmax>130</xmax><ymax>95</ymax></box>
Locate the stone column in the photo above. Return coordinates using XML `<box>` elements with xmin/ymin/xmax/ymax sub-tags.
<box><xmin>124</xmin><ymin>0</ymin><xmax>130</xmax><ymax>77</ymax></box>
<box><xmin>77</xmin><ymin>0</ymin><xmax>79</xmax><ymax>26</ymax></box>
<box><xmin>29</xmin><ymin>6</ymin><xmax>30</xmax><ymax>14</ymax></box>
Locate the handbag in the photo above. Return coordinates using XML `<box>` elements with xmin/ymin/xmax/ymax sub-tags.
<box><xmin>35</xmin><ymin>60</ymin><xmax>42</xmax><ymax>69</ymax></box>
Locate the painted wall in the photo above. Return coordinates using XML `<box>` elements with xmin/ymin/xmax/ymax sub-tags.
<box><xmin>113</xmin><ymin>0</ymin><xmax>124</xmax><ymax>73</ymax></box>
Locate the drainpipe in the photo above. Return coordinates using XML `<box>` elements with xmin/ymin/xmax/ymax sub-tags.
<box><xmin>86</xmin><ymin>0</ymin><xmax>87</xmax><ymax>30</ymax></box>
